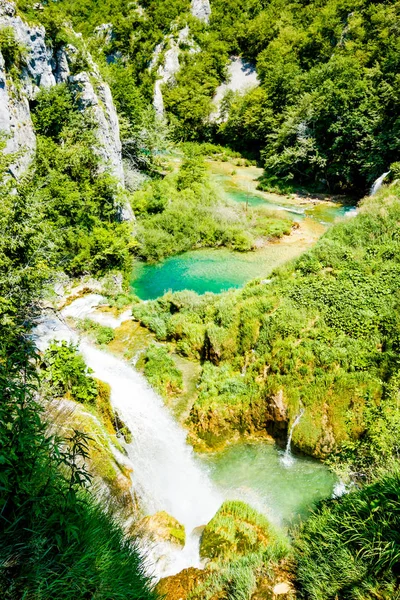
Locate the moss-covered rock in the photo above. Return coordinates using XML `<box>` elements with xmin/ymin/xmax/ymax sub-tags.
<box><xmin>45</xmin><ymin>397</ymin><xmax>138</xmax><ymax>523</ymax></box>
<box><xmin>200</xmin><ymin>501</ymin><xmax>278</xmax><ymax>560</ymax></box>
<box><xmin>137</xmin><ymin>511</ymin><xmax>186</xmax><ymax>547</ymax></box>
<box><xmin>155</xmin><ymin>567</ymin><xmax>205</xmax><ymax>600</ymax></box>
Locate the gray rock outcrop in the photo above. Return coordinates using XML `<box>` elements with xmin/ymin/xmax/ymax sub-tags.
<box><xmin>0</xmin><ymin>1</ymin><xmax>125</xmax><ymax>188</ymax></box>
<box><xmin>69</xmin><ymin>72</ymin><xmax>124</xmax><ymax>185</ymax></box>
<box><xmin>151</xmin><ymin>26</ymin><xmax>199</xmax><ymax>117</ymax></box>
<box><xmin>191</xmin><ymin>0</ymin><xmax>211</xmax><ymax>23</ymax></box>
<box><xmin>210</xmin><ymin>56</ymin><xmax>259</xmax><ymax>122</ymax></box>
<box><xmin>0</xmin><ymin>0</ymin><xmax>55</xmax><ymax>175</ymax></box>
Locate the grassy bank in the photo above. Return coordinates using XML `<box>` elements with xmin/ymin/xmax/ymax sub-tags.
<box><xmin>132</xmin><ymin>182</ymin><xmax>400</xmax><ymax>474</ymax></box>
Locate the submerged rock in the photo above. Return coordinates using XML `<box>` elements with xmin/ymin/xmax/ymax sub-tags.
<box><xmin>137</xmin><ymin>511</ymin><xmax>186</xmax><ymax>547</ymax></box>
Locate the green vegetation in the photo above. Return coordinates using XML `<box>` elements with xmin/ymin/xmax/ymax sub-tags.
<box><xmin>0</xmin><ymin>52</ymin><xmax>153</xmax><ymax>598</ymax></box>
<box><xmin>138</xmin><ymin>344</ymin><xmax>183</xmax><ymax>399</ymax></box>
<box><xmin>294</xmin><ymin>472</ymin><xmax>400</xmax><ymax>599</ymax></box>
<box><xmin>76</xmin><ymin>318</ymin><xmax>116</xmax><ymax>345</ymax></box>
<box><xmin>0</xmin><ymin>26</ymin><xmax>26</xmax><ymax>76</ymax></box>
<box><xmin>4</xmin><ymin>2</ymin><xmax>400</xmax><ymax>598</ymax></box>
<box><xmin>185</xmin><ymin>501</ymin><xmax>290</xmax><ymax>600</ymax></box>
<box><xmin>23</xmin><ymin>0</ymin><xmax>400</xmax><ymax>193</ymax></box>
<box><xmin>132</xmin><ymin>183</ymin><xmax>400</xmax><ymax>474</ymax></box>
<box><xmin>200</xmin><ymin>500</ymin><xmax>282</xmax><ymax>560</ymax></box>
<box><xmin>41</xmin><ymin>341</ymin><xmax>98</xmax><ymax>404</ymax></box>
<box><xmin>132</xmin><ymin>145</ymin><xmax>292</xmax><ymax>261</ymax></box>
<box><xmin>0</xmin><ymin>317</ymin><xmax>155</xmax><ymax>600</ymax></box>
<box><xmin>30</xmin><ymin>84</ymin><xmax>133</xmax><ymax>275</ymax></box>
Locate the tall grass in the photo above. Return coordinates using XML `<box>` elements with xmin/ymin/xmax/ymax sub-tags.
<box><xmin>0</xmin><ymin>342</ymin><xmax>156</xmax><ymax>600</ymax></box>
<box><xmin>294</xmin><ymin>471</ymin><xmax>400</xmax><ymax>599</ymax></box>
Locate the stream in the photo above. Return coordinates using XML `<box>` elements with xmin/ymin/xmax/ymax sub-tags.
<box><xmin>36</xmin><ymin>162</ymin><xmax>347</xmax><ymax>581</ymax></box>
<box><xmin>131</xmin><ymin>160</ymin><xmax>356</xmax><ymax>300</ymax></box>
<box><xmin>34</xmin><ymin>293</ymin><xmax>337</xmax><ymax>581</ymax></box>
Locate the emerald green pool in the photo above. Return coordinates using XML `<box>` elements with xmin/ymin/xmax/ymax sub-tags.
<box><xmin>202</xmin><ymin>442</ymin><xmax>337</xmax><ymax>527</ymax></box>
<box><xmin>130</xmin><ymin>162</ymin><xmax>356</xmax><ymax>300</ymax></box>
<box><xmin>131</xmin><ymin>239</ymin><xmax>315</xmax><ymax>300</ymax></box>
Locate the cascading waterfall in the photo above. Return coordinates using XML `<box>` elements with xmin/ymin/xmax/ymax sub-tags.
<box><xmin>33</xmin><ymin>309</ymin><xmax>222</xmax><ymax>580</ymax></box>
<box><xmin>281</xmin><ymin>408</ymin><xmax>305</xmax><ymax>467</ymax></box>
<box><xmin>370</xmin><ymin>171</ymin><xmax>390</xmax><ymax>196</ymax></box>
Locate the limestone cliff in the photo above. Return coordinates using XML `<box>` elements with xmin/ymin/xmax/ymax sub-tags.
<box><xmin>190</xmin><ymin>0</ymin><xmax>211</xmax><ymax>24</ymax></box>
<box><xmin>151</xmin><ymin>26</ymin><xmax>199</xmax><ymax>118</ymax></box>
<box><xmin>0</xmin><ymin>0</ymin><xmax>124</xmax><ymax>186</ymax></box>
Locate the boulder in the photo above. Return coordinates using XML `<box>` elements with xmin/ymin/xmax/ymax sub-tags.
<box><xmin>200</xmin><ymin>500</ymin><xmax>276</xmax><ymax>560</ymax></box>
<box><xmin>156</xmin><ymin>567</ymin><xmax>205</xmax><ymax>600</ymax></box>
<box><xmin>137</xmin><ymin>511</ymin><xmax>186</xmax><ymax>547</ymax></box>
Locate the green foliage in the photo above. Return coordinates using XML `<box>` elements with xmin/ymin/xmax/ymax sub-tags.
<box><xmin>0</xmin><ymin>336</ymin><xmax>155</xmax><ymax>599</ymax></box>
<box><xmin>187</xmin><ymin>500</ymin><xmax>289</xmax><ymax>600</ymax></box>
<box><xmin>24</xmin><ymin>0</ymin><xmax>400</xmax><ymax>193</ymax></box>
<box><xmin>201</xmin><ymin>500</ymin><xmax>281</xmax><ymax>560</ymax></box>
<box><xmin>139</xmin><ymin>343</ymin><xmax>183</xmax><ymax>397</ymax></box>
<box><xmin>132</xmin><ymin>145</ymin><xmax>292</xmax><ymax>261</ymax></box>
<box><xmin>42</xmin><ymin>341</ymin><xmax>98</xmax><ymax>404</ymax></box>
<box><xmin>132</xmin><ymin>186</ymin><xmax>400</xmax><ymax>464</ymax></box>
<box><xmin>0</xmin><ymin>26</ymin><xmax>26</xmax><ymax>75</ymax></box>
<box><xmin>294</xmin><ymin>472</ymin><xmax>400</xmax><ymax>599</ymax></box>
<box><xmin>29</xmin><ymin>85</ymin><xmax>132</xmax><ymax>276</ymax></box>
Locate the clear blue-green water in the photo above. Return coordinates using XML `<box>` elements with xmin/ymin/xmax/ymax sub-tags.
<box><xmin>202</xmin><ymin>442</ymin><xmax>337</xmax><ymax>527</ymax></box>
<box><xmin>131</xmin><ymin>244</ymin><xmax>312</xmax><ymax>300</ymax></box>
<box><xmin>131</xmin><ymin>163</ymin><xmax>356</xmax><ymax>300</ymax></box>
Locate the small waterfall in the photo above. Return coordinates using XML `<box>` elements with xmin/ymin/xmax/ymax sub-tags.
<box><xmin>33</xmin><ymin>310</ymin><xmax>222</xmax><ymax>580</ymax></box>
<box><xmin>281</xmin><ymin>408</ymin><xmax>304</xmax><ymax>467</ymax></box>
<box><xmin>370</xmin><ymin>171</ymin><xmax>390</xmax><ymax>196</ymax></box>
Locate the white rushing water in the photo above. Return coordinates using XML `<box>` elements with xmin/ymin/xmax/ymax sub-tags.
<box><xmin>281</xmin><ymin>408</ymin><xmax>305</xmax><ymax>468</ymax></box>
<box><xmin>34</xmin><ymin>305</ymin><xmax>222</xmax><ymax>580</ymax></box>
<box><xmin>370</xmin><ymin>171</ymin><xmax>390</xmax><ymax>196</ymax></box>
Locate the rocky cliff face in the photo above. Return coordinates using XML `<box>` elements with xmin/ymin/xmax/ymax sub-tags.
<box><xmin>0</xmin><ymin>0</ymin><xmax>124</xmax><ymax>186</ymax></box>
<box><xmin>190</xmin><ymin>0</ymin><xmax>211</xmax><ymax>24</ymax></box>
<box><xmin>151</xmin><ymin>26</ymin><xmax>199</xmax><ymax>118</ymax></box>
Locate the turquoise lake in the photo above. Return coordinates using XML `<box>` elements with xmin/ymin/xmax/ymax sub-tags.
<box><xmin>131</xmin><ymin>161</ymin><xmax>356</xmax><ymax>300</ymax></box>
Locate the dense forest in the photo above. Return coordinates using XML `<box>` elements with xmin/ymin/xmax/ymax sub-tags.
<box><xmin>1</xmin><ymin>0</ymin><xmax>400</xmax><ymax>598</ymax></box>
<box><xmin>17</xmin><ymin>0</ymin><xmax>400</xmax><ymax>194</ymax></box>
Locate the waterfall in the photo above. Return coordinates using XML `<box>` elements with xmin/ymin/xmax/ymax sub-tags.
<box><xmin>370</xmin><ymin>171</ymin><xmax>390</xmax><ymax>196</ymax></box>
<box><xmin>281</xmin><ymin>408</ymin><xmax>304</xmax><ymax>467</ymax></box>
<box><xmin>33</xmin><ymin>310</ymin><xmax>222</xmax><ymax>580</ymax></box>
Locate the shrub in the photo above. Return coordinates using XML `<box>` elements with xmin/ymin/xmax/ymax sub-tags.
<box><xmin>41</xmin><ymin>341</ymin><xmax>98</xmax><ymax>404</ymax></box>
<box><xmin>140</xmin><ymin>344</ymin><xmax>183</xmax><ymax>398</ymax></box>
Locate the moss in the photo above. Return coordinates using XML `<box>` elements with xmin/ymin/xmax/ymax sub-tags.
<box><xmin>46</xmin><ymin>398</ymin><xmax>136</xmax><ymax>519</ymax></box>
<box><xmin>156</xmin><ymin>568</ymin><xmax>206</xmax><ymax>600</ymax></box>
<box><xmin>138</xmin><ymin>511</ymin><xmax>186</xmax><ymax>547</ymax></box>
<box><xmin>93</xmin><ymin>378</ymin><xmax>114</xmax><ymax>434</ymax></box>
<box><xmin>200</xmin><ymin>501</ymin><xmax>280</xmax><ymax>561</ymax></box>
<box><xmin>108</xmin><ymin>319</ymin><xmax>155</xmax><ymax>360</ymax></box>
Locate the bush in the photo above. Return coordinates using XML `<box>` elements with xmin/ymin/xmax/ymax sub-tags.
<box><xmin>200</xmin><ymin>500</ymin><xmax>280</xmax><ymax>560</ymax></box>
<box><xmin>140</xmin><ymin>344</ymin><xmax>183</xmax><ymax>398</ymax></box>
<box><xmin>0</xmin><ymin>26</ymin><xmax>26</xmax><ymax>74</ymax></box>
<box><xmin>41</xmin><ymin>341</ymin><xmax>98</xmax><ymax>404</ymax></box>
